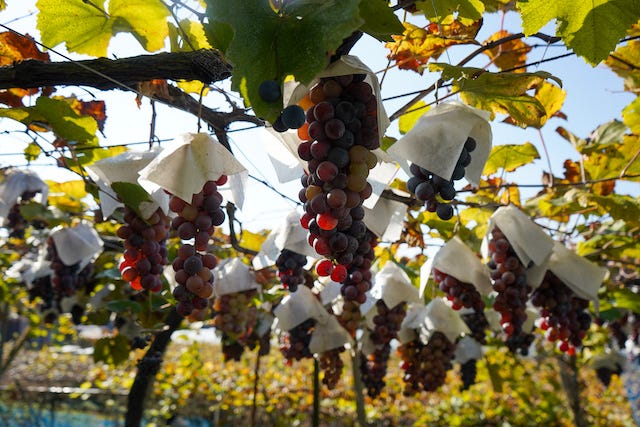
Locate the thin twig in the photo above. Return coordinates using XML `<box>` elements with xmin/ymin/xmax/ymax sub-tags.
<box><xmin>226</xmin><ymin>202</ymin><xmax>259</xmax><ymax>256</ymax></box>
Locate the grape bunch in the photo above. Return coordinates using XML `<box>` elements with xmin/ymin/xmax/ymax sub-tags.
<box><xmin>360</xmin><ymin>344</ymin><xmax>391</xmax><ymax>398</ymax></box>
<box><xmin>487</xmin><ymin>226</ymin><xmax>534</xmax><ymax>354</ymax></box>
<box><xmin>28</xmin><ymin>275</ymin><xmax>54</xmax><ymax>311</ymax></box>
<box><xmin>257</xmin><ymin>79</ymin><xmax>306</xmax><ymax>132</ymax></box>
<box><xmin>370</xmin><ymin>300</ymin><xmax>407</xmax><ymax>346</ymax></box>
<box><xmin>338</xmin><ymin>230</ymin><xmax>378</xmax><ymax>336</ymax></box>
<box><xmin>245</xmin><ymin>328</ymin><xmax>272</xmax><ymax>357</ymax></box>
<box><xmin>596</xmin><ymin>364</ymin><xmax>622</xmax><ymax>388</ymax></box>
<box><xmin>212</xmin><ymin>289</ymin><xmax>259</xmax><ymax>344</ymax></box>
<box><xmin>169</xmin><ymin>177</ymin><xmax>226</xmax><ymax>317</ymax></box>
<box><xmin>361</xmin><ymin>301</ymin><xmax>408</xmax><ymax>396</ymax></box>
<box><xmin>280</xmin><ymin>318</ymin><xmax>316</xmax><ymax>362</ymax></box>
<box><xmin>46</xmin><ymin>237</ymin><xmax>80</xmax><ymax>297</ymax></box>
<box><xmin>460</xmin><ymin>358</ymin><xmax>478</xmax><ymax>390</ymax></box>
<box><xmin>6</xmin><ymin>190</ymin><xmax>40</xmax><ymax>239</ymax></box>
<box><xmin>406</xmin><ymin>137</ymin><xmax>476</xmax><ymax>220</ymax></box>
<box><xmin>460</xmin><ymin>311</ymin><xmax>490</xmax><ymax>345</ymax></box>
<box><xmin>275</xmin><ymin>249</ymin><xmax>308</xmax><ymax>291</ymax></box>
<box><xmin>398</xmin><ymin>332</ymin><xmax>456</xmax><ymax>395</ymax></box>
<box><xmin>433</xmin><ymin>269</ymin><xmax>484</xmax><ymax>312</ymax></box>
<box><xmin>319</xmin><ymin>347</ymin><xmax>344</xmax><ymax>389</ymax></box>
<box><xmin>222</xmin><ymin>339</ymin><xmax>245</xmax><ymax>362</ymax></box>
<box><xmin>295</xmin><ymin>74</ymin><xmax>379</xmax><ymax>288</ymax></box>
<box><xmin>531</xmin><ymin>271</ymin><xmax>592</xmax><ymax>354</ymax></box>
<box><xmin>117</xmin><ymin>207</ymin><xmax>170</xmax><ymax>293</ymax></box>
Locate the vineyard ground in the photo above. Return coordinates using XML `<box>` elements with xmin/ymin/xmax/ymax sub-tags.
<box><xmin>0</xmin><ymin>337</ymin><xmax>635</xmax><ymax>426</ymax></box>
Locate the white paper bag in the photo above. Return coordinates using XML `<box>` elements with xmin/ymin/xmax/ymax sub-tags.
<box><xmin>454</xmin><ymin>335</ymin><xmax>483</xmax><ymax>364</ymax></box>
<box><xmin>86</xmin><ymin>148</ymin><xmax>168</xmax><ymax>219</ymax></box>
<box><xmin>139</xmin><ymin>133</ymin><xmax>246</xmax><ymax>203</ymax></box>
<box><xmin>548</xmin><ymin>241</ymin><xmax>607</xmax><ymax>301</ymax></box>
<box><xmin>387</xmin><ymin>101</ymin><xmax>492</xmax><ymax>186</ymax></box>
<box><xmin>431</xmin><ymin>236</ymin><xmax>492</xmax><ymax>296</ymax></box>
<box><xmin>309</xmin><ymin>315</ymin><xmax>353</xmax><ymax>354</ymax></box>
<box><xmin>274</xmin><ymin>285</ymin><xmax>329</xmax><ymax>330</ymax></box>
<box><xmin>213</xmin><ymin>257</ymin><xmax>260</xmax><ymax>296</ymax></box>
<box><xmin>371</xmin><ymin>262</ymin><xmax>420</xmax><ymax>309</ymax></box>
<box><xmin>484</xmin><ymin>205</ymin><xmax>554</xmax><ymax>267</ymax></box>
<box><xmin>423</xmin><ymin>298</ymin><xmax>471</xmax><ymax>342</ymax></box>
<box><xmin>50</xmin><ymin>222</ymin><xmax>103</xmax><ymax>266</ymax></box>
<box><xmin>0</xmin><ymin>168</ymin><xmax>48</xmax><ymax>222</ymax></box>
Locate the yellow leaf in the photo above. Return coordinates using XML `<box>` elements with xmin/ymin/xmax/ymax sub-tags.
<box><xmin>398</xmin><ymin>101</ymin><xmax>428</xmax><ymax>134</ymax></box>
<box><xmin>483</xmin><ymin>30</ymin><xmax>531</xmax><ymax>72</ymax></box>
<box><xmin>386</xmin><ymin>21</ymin><xmax>480</xmax><ymax>74</ymax></box>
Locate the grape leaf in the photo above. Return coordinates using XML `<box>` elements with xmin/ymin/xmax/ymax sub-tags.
<box><xmin>622</xmin><ymin>96</ymin><xmax>640</xmax><ymax>134</ymax></box>
<box><xmin>359</xmin><ymin>0</ymin><xmax>404</xmax><ymax>42</ymax></box>
<box><xmin>35</xmin><ymin>97</ymin><xmax>99</xmax><ymax>144</ymax></box>
<box><xmin>93</xmin><ymin>335</ymin><xmax>130</xmax><ymax>366</ymax></box>
<box><xmin>109</xmin><ymin>0</ymin><xmax>170</xmax><ymax>53</ymax></box>
<box><xmin>517</xmin><ymin>0</ymin><xmax>640</xmax><ymax>65</ymax></box>
<box><xmin>0</xmin><ymin>31</ymin><xmax>50</xmax><ymax>65</ymax></box>
<box><xmin>415</xmin><ymin>0</ymin><xmax>484</xmax><ymax>25</ymax></box>
<box><xmin>205</xmin><ymin>0</ymin><xmax>363</xmax><ymax>122</ymax></box>
<box><xmin>399</xmin><ymin>100</ymin><xmax>428</xmax><ymax>134</ymax></box>
<box><xmin>0</xmin><ymin>88</ymin><xmax>39</xmax><ymax>108</ymax></box>
<box><xmin>606</xmin><ymin>40</ymin><xmax>640</xmax><ymax>92</ymax></box>
<box><xmin>73</xmin><ymin>100</ymin><xmax>107</xmax><ymax>133</ymax></box>
<box><xmin>24</xmin><ymin>142</ymin><xmax>41</xmax><ymax>162</ymax></box>
<box><xmin>533</xmin><ymin>80</ymin><xmax>566</xmax><ymax>123</ymax></box>
<box><xmin>482</xmin><ymin>0</ymin><xmax>516</xmax><ymax>13</ymax></box>
<box><xmin>430</xmin><ymin>63</ymin><xmax>562</xmax><ymax>127</ymax></box>
<box><xmin>46</xmin><ymin>179</ymin><xmax>88</xmax><ymax>213</ymax></box>
<box><xmin>106</xmin><ymin>300</ymin><xmax>143</xmax><ymax>313</ymax></box>
<box><xmin>483</xmin><ymin>30</ymin><xmax>531</xmax><ymax>72</ymax></box>
<box><xmin>109</xmin><ymin>182</ymin><xmax>153</xmax><ymax>218</ymax></box>
<box><xmin>606</xmin><ymin>288</ymin><xmax>640</xmax><ymax>314</ymax></box>
<box><xmin>386</xmin><ymin>21</ymin><xmax>480</xmax><ymax>74</ymax></box>
<box><xmin>37</xmin><ymin>0</ymin><xmax>169</xmax><ymax>57</ymax></box>
<box><xmin>0</xmin><ymin>96</ymin><xmax>99</xmax><ymax>143</ymax></box>
<box><xmin>567</xmin><ymin>189</ymin><xmax>640</xmax><ymax>225</ymax></box>
<box><xmin>483</xmin><ymin>142</ymin><xmax>540</xmax><ymax>175</ymax></box>
<box><xmin>37</xmin><ymin>0</ymin><xmax>113</xmax><ymax>56</ymax></box>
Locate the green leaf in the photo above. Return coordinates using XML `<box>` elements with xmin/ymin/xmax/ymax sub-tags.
<box><xmin>483</xmin><ymin>142</ymin><xmax>540</xmax><ymax>175</ymax></box>
<box><xmin>380</xmin><ymin>136</ymin><xmax>397</xmax><ymax>152</ymax></box>
<box><xmin>205</xmin><ymin>0</ymin><xmax>363</xmax><ymax>122</ymax></box>
<box><xmin>110</xmin><ymin>182</ymin><xmax>153</xmax><ymax>217</ymax></box>
<box><xmin>570</xmin><ymin>190</ymin><xmax>640</xmax><ymax>226</ymax></box>
<box><xmin>109</xmin><ymin>0</ymin><xmax>170</xmax><ymax>53</ymax></box>
<box><xmin>46</xmin><ymin>180</ymin><xmax>88</xmax><ymax>213</ymax></box>
<box><xmin>105</xmin><ymin>300</ymin><xmax>142</xmax><ymax>313</ymax></box>
<box><xmin>517</xmin><ymin>0</ymin><xmax>640</xmax><ymax>65</ymax></box>
<box><xmin>359</xmin><ymin>0</ymin><xmax>404</xmax><ymax>42</ymax></box>
<box><xmin>399</xmin><ymin>101</ymin><xmax>428</xmax><ymax>134</ymax></box>
<box><xmin>93</xmin><ymin>335</ymin><xmax>130</xmax><ymax>365</ymax></box>
<box><xmin>37</xmin><ymin>0</ymin><xmax>169</xmax><ymax>57</ymax></box>
<box><xmin>606</xmin><ymin>40</ymin><xmax>640</xmax><ymax>92</ymax></box>
<box><xmin>169</xmin><ymin>19</ymin><xmax>212</xmax><ymax>52</ymax></box>
<box><xmin>23</xmin><ymin>142</ymin><xmax>41</xmax><ymax>161</ymax></box>
<box><xmin>623</xmin><ymin>96</ymin><xmax>640</xmax><ymax>134</ymax></box>
<box><xmin>19</xmin><ymin>201</ymin><xmax>59</xmax><ymax>227</ymax></box>
<box><xmin>36</xmin><ymin>97</ymin><xmax>98</xmax><ymax>144</ymax></box>
<box><xmin>416</xmin><ymin>0</ymin><xmax>484</xmax><ymax>25</ymax></box>
<box><xmin>430</xmin><ymin>63</ymin><xmax>562</xmax><ymax>127</ymax></box>
<box><xmin>606</xmin><ymin>288</ymin><xmax>640</xmax><ymax>314</ymax></box>
<box><xmin>37</xmin><ymin>0</ymin><xmax>113</xmax><ymax>57</ymax></box>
